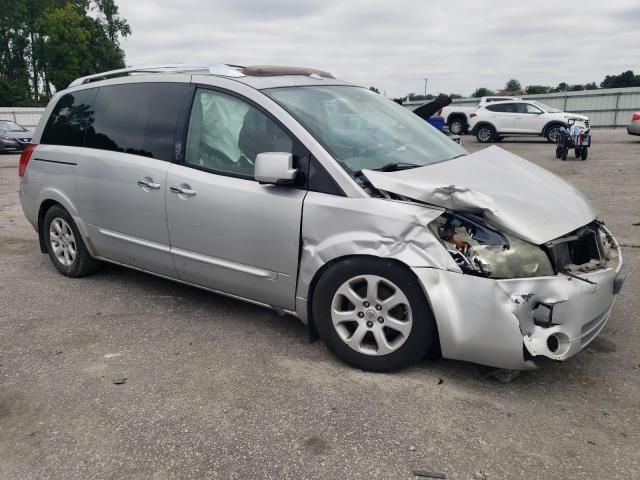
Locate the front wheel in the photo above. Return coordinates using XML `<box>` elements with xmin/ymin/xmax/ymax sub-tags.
<box><xmin>312</xmin><ymin>258</ymin><xmax>437</xmax><ymax>372</ymax></box>
<box><xmin>44</xmin><ymin>205</ymin><xmax>100</xmax><ymax>277</ymax></box>
<box><xmin>546</xmin><ymin>126</ymin><xmax>562</xmax><ymax>143</ymax></box>
<box><xmin>476</xmin><ymin>126</ymin><xmax>495</xmax><ymax>143</ymax></box>
<box><xmin>581</xmin><ymin>148</ymin><xmax>588</xmax><ymax>160</ymax></box>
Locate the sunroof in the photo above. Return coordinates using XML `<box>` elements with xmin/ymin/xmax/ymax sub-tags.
<box><xmin>242</xmin><ymin>65</ymin><xmax>334</xmax><ymax>79</ymax></box>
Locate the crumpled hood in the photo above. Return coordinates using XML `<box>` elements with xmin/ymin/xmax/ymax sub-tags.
<box><xmin>363</xmin><ymin>146</ymin><xmax>596</xmax><ymax>245</ymax></box>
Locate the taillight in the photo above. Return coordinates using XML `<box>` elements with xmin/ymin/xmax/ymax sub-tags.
<box><xmin>470</xmin><ymin>113</ymin><xmax>477</xmax><ymax>118</ymax></box>
<box><xmin>18</xmin><ymin>144</ymin><xmax>36</xmax><ymax>177</ymax></box>
<box><xmin>632</xmin><ymin>112</ymin><xmax>640</xmax><ymax>122</ymax></box>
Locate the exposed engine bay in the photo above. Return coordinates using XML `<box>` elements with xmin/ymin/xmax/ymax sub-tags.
<box><xmin>429</xmin><ymin>213</ymin><xmax>618</xmax><ymax>279</ymax></box>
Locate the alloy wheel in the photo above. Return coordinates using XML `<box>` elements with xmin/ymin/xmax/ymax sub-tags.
<box><xmin>330</xmin><ymin>275</ymin><xmax>413</xmax><ymax>356</ymax></box>
<box><xmin>547</xmin><ymin>127</ymin><xmax>561</xmax><ymax>142</ymax></box>
<box><xmin>478</xmin><ymin>127</ymin><xmax>493</xmax><ymax>142</ymax></box>
<box><xmin>49</xmin><ymin>217</ymin><xmax>77</xmax><ymax>266</ymax></box>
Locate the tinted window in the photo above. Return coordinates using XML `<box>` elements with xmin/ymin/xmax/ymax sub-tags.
<box><xmin>486</xmin><ymin>103</ymin><xmax>517</xmax><ymax>113</ymax></box>
<box><xmin>517</xmin><ymin>103</ymin><xmax>543</xmax><ymax>114</ymax></box>
<box><xmin>86</xmin><ymin>83</ymin><xmax>186</xmax><ymax>160</ymax></box>
<box><xmin>41</xmin><ymin>89</ymin><xmax>98</xmax><ymax>146</ymax></box>
<box><xmin>185</xmin><ymin>88</ymin><xmax>293</xmax><ymax>179</ymax></box>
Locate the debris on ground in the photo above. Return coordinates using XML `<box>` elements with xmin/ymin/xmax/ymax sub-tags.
<box><xmin>437</xmin><ymin>377</ymin><xmax>444</xmax><ymax>385</ymax></box>
<box><xmin>474</xmin><ymin>470</ymin><xmax>490</xmax><ymax>479</ymax></box>
<box><xmin>413</xmin><ymin>469</ymin><xmax>447</xmax><ymax>479</ymax></box>
<box><xmin>112</xmin><ymin>376</ymin><xmax>127</xmax><ymax>385</ymax></box>
<box><xmin>409</xmin><ymin>445</ymin><xmax>416</xmax><ymax>451</ymax></box>
<box><xmin>488</xmin><ymin>369</ymin><xmax>521</xmax><ymax>383</ymax></box>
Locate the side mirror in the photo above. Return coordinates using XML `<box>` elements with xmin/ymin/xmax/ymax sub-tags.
<box><xmin>254</xmin><ymin>152</ymin><xmax>298</xmax><ymax>185</ymax></box>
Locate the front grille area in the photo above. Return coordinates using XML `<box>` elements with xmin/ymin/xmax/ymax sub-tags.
<box><xmin>545</xmin><ymin>222</ymin><xmax>605</xmax><ymax>273</ymax></box>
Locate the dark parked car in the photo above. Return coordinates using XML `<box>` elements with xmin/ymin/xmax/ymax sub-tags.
<box><xmin>0</xmin><ymin>120</ymin><xmax>33</xmax><ymax>151</ymax></box>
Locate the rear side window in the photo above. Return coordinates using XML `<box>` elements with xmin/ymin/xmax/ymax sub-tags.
<box><xmin>86</xmin><ymin>83</ymin><xmax>186</xmax><ymax>161</ymax></box>
<box><xmin>486</xmin><ymin>103</ymin><xmax>517</xmax><ymax>113</ymax></box>
<box><xmin>41</xmin><ymin>89</ymin><xmax>98</xmax><ymax>146</ymax></box>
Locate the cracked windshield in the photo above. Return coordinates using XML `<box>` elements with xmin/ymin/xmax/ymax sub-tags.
<box><xmin>266</xmin><ymin>85</ymin><xmax>466</xmax><ymax>175</ymax></box>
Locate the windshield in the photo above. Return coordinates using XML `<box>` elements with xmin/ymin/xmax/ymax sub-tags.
<box><xmin>0</xmin><ymin>121</ymin><xmax>26</xmax><ymax>132</ymax></box>
<box><xmin>532</xmin><ymin>101</ymin><xmax>561</xmax><ymax>113</ymax></box>
<box><xmin>264</xmin><ymin>86</ymin><xmax>466</xmax><ymax>175</ymax></box>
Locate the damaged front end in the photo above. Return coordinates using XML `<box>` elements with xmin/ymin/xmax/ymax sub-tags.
<box><xmin>357</xmin><ymin>148</ymin><xmax>627</xmax><ymax>369</ymax></box>
<box><xmin>418</xmin><ymin>211</ymin><xmax>626</xmax><ymax>369</ymax></box>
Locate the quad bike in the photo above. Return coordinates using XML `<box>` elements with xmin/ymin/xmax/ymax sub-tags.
<box><xmin>556</xmin><ymin>119</ymin><xmax>590</xmax><ymax>161</ymax></box>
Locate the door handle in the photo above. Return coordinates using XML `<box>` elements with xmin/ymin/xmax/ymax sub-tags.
<box><xmin>137</xmin><ymin>179</ymin><xmax>161</xmax><ymax>190</ymax></box>
<box><xmin>170</xmin><ymin>185</ymin><xmax>196</xmax><ymax>197</ymax></box>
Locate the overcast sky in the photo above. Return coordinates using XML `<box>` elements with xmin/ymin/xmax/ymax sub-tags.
<box><xmin>117</xmin><ymin>0</ymin><xmax>639</xmax><ymax>98</ymax></box>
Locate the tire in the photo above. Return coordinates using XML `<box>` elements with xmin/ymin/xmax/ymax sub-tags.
<box><xmin>581</xmin><ymin>148</ymin><xmax>588</xmax><ymax>160</ymax></box>
<box><xmin>546</xmin><ymin>125</ymin><xmax>562</xmax><ymax>143</ymax></box>
<box><xmin>575</xmin><ymin>148</ymin><xmax>581</xmax><ymax>158</ymax></box>
<box><xmin>312</xmin><ymin>257</ymin><xmax>437</xmax><ymax>372</ymax></box>
<box><xmin>43</xmin><ymin>205</ymin><xmax>100</xmax><ymax>277</ymax></box>
<box><xmin>561</xmin><ymin>149</ymin><xmax>568</xmax><ymax>161</ymax></box>
<box><xmin>476</xmin><ymin>125</ymin><xmax>495</xmax><ymax>143</ymax></box>
<box><xmin>555</xmin><ymin>146</ymin><xmax>563</xmax><ymax>159</ymax></box>
<box><xmin>448</xmin><ymin>118</ymin><xmax>465</xmax><ymax>135</ymax></box>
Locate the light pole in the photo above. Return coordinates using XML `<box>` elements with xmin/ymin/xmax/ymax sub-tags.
<box><xmin>424</xmin><ymin>78</ymin><xmax>428</xmax><ymax>98</ymax></box>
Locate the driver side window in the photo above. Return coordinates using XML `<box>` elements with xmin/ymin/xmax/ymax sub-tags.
<box><xmin>185</xmin><ymin>88</ymin><xmax>293</xmax><ymax>179</ymax></box>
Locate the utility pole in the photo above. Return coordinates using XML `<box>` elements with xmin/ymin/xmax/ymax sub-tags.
<box><xmin>424</xmin><ymin>78</ymin><xmax>428</xmax><ymax>98</ymax></box>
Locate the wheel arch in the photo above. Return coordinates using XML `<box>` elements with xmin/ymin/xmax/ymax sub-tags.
<box><xmin>305</xmin><ymin>254</ymin><xmax>441</xmax><ymax>355</ymax></box>
<box><xmin>471</xmin><ymin>121</ymin><xmax>496</xmax><ymax>135</ymax></box>
<box><xmin>37</xmin><ymin>199</ymin><xmax>63</xmax><ymax>253</ymax></box>
<box><xmin>36</xmin><ymin>191</ymin><xmax>95</xmax><ymax>256</ymax></box>
<box><xmin>542</xmin><ymin>120</ymin><xmax>567</xmax><ymax>136</ymax></box>
<box><xmin>446</xmin><ymin>112</ymin><xmax>468</xmax><ymax>125</ymax></box>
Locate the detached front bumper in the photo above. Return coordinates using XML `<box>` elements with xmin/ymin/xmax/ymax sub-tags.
<box><xmin>413</xmin><ymin>244</ymin><xmax>626</xmax><ymax>370</ymax></box>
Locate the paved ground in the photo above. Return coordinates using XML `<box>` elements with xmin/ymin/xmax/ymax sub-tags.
<box><xmin>1</xmin><ymin>129</ymin><xmax>639</xmax><ymax>480</ymax></box>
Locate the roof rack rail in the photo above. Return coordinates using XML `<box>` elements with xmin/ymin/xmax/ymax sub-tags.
<box><xmin>68</xmin><ymin>64</ymin><xmax>245</xmax><ymax>88</ymax></box>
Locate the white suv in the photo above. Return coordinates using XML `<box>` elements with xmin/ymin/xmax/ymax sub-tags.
<box><xmin>469</xmin><ymin>100</ymin><xmax>589</xmax><ymax>143</ymax></box>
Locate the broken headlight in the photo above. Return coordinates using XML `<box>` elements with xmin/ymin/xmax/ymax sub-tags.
<box><xmin>429</xmin><ymin>213</ymin><xmax>554</xmax><ymax>279</ymax></box>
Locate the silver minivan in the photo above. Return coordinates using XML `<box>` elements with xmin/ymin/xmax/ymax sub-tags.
<box><xmin>19</xmin><ymin>64</ymin><xmax>626</xmax><ymax>372</ymax></box>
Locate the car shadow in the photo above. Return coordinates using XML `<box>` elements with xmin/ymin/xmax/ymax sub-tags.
<box><xmin>79</xmin><ymin>263</ymin><xmax>614</xmax><ymax>391</ymax></box>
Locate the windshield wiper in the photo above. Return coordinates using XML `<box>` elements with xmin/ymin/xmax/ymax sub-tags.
<box><xmin>374</xmin><ymin>162</ymin><xmax>421</xmax><ymax>172</ymax></box>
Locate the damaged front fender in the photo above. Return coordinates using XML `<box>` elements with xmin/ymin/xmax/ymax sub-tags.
<box><xmin>296</xmin><ymin>192</ymin><xmax>459</xmax><ymax>316</ymax></box>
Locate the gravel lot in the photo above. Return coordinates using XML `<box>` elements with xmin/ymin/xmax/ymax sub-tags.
<box><xmin>1</xmin><ymin>129</ymin><xmax>639</xmax><ymax>479</ymax></box>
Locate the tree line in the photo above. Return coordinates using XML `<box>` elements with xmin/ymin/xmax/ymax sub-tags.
<box><xmin>0</xmin><ymin>0</ymin><xmax>130</xmax><ymax>106</ymax></box>
<box><xmin>392</xmin><ymin>70</ymin><xmax>640</xmax><ymax>102</ymax></box>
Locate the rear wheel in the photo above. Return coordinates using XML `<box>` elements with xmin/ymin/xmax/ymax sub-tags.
<box><xmin>555</xmin><ymin>146</ymin><xmax>563</xmax><ymax>159</ymax></box>
<box><xmin>575</xmin><ymin>148</ymin><xmax>581</xmax><ymax>158</ymax></box>
<box><xmin>476</xmin><ymin>125</ymin><xmax>495</xmax><ymax>143</ymax></box>
<box><xmin>43</xmin><ymin>205</ymin><xmax>100</xmax><ymax>277</ymax></box>
<box><xmin>448</xmin><ymin>118</ymin><xmax>465</xmax><ymax>135</ymax></box>
<box><xmin>312</xmin><ymin>258</ymin><xmax>437</xmax><ymax>372</ymax></box>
